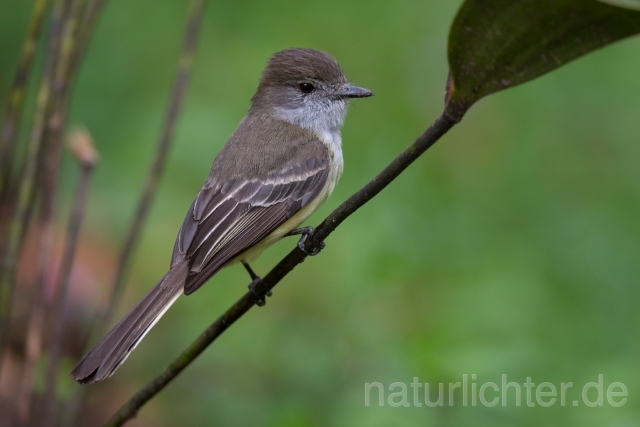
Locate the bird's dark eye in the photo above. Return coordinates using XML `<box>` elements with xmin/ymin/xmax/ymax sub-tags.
<box><xmin>299</xmin><ymin>82</ymin><xmax>314</xmax><ymax>93</ymax></box>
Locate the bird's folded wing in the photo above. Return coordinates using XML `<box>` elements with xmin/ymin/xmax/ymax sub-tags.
<box><xmin>172</xmin><ymin>155</ymin><xmax>329</xmax><ymax>294</ymax></box>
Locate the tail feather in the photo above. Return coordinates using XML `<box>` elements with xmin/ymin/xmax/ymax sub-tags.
<box><xmin>70</xmin><ymin>260</ymin><xmax>190</xmax><ymax>384</ymax></box>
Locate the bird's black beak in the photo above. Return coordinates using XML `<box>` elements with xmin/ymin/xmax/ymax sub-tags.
<box><xmin>336</xmin><ymin>83</ymin><xmax>374</xmax><ymax>99</ymax></box>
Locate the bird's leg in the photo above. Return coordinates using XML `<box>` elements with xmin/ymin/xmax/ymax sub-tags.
<box><xmin>285</xmin><ymin>226</ymin><xmax>325</xmax><ymax>256</ymax></box>
<box><xmin>243</xmin><ymin>261</ymin><xmax>271</xmax><ymax>306</ymax></box>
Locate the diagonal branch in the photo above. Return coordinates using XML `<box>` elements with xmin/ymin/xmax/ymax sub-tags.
<box><xmin>103</xmin><ymin>111</ymin><xmax>458</xmax><ymax>427</ymax></box>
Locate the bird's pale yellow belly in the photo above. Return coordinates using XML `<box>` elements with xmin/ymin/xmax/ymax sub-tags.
<box><xmin>232</xmin><ymin>143</ymin><xmax>342</xmax><ymax>266</ymax></box>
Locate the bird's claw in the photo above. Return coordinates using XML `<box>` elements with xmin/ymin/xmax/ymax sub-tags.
<box><xmin>297</xmin><ymin>235</ymin><xmax>325</xmax><ymax>256</ymax></box>
<box><xmin>248</xmin><ymin>277</ymin><xmax>272</xmax><ymax>307</ymax></box>
<box><xmin>286</xmin><ymin>226</ymin><xmax>325</xmax><ymax>256</ymax></box>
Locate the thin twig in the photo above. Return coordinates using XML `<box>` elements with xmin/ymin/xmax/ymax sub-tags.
<box><xmin>0</xmin><ymin>0</ymin><xmax>50</xmax><ymax>202</ymax></box>
<box><xmin>43</xmin><ymin>128</ymin><xmax>98</xmax><ymax>426</ymax></box>
<box><xmin>5</xmin><ymin>2</ymin><xmax>54</xmax><ymax>420</ymax></box>
<box><xmin>103</xmin><ymin>111</ymin><xmax>458</xmax><ymax>427</ymax></box>
<box><xmin>0</xmin><ymin>0</ymin><xmax>68</xmax><ymax>369</ymax></box>
<box><xmin>44</xmin><ymin>0</ymin><xmax>87</xmax><ymax>156</ymax></box>
<box><xmin>40</xmin><ymin>0</ymin><xmax>93</xmax><ymax>422</ymax></box>
<box><xmin>100</xmin><ymin>0</ymin><xmax>205</xmax><ymax>330</ymax></box>
<box><xmin>14</xmin><ymin>144</ymin><xmax>63</xmax><ymax>425</ymax></box>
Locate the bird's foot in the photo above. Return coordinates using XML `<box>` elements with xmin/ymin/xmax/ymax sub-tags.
<box><xmin>286</xmin><ymin>226</ymin><xmax>325</xmax><ymax>256</ymax></box>
<box><xmin>248</xmin><ymin>277</ymin><xmax>272</xmax><ymax>307</ymax></box>
<box><xmin>243</xmin><ymin>261</ymin><xmax>271</xmax><ymax>306</ymax></box>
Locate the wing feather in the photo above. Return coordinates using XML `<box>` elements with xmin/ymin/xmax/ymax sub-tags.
<box><xmin>183</xmin><ymin>204</ymin><xmax>291</xmax><ymax>294</ymax></box>
<box><xmin>172</xmin><ymin>150</ymin><xmax>331</xmax><ymax>295</ymax></box>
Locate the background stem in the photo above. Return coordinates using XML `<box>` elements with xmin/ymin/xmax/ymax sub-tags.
<box><xmin>0</xmin><ymin>0</ymin><xmax>50</xmax><ymax>202</ymax></box>
<box><xmin>42</xmin><ymin>129</ymin><xmax>97</xmax><ymax>427</ymax></box>
<box><xmin>0</xmin><ymin>0</ymin><xmax>68</xmax><ymax>370</ymax></box>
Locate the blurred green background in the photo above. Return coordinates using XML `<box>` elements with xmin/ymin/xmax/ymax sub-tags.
<box><xmin>2</xmin><ymin>0</ymin><xmax>640</xmax><ymax>426</ymax></box>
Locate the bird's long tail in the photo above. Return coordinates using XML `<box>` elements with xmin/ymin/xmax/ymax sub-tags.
<box><xmin>70</xmin><ymin>259</ymin><xmax>190</xmax><ymax>384</ymax></box>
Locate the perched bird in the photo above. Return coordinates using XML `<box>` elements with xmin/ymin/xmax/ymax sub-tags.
<box><xmin>71</xmin><ymin>48</ymin><xmax>373</xmax><ymax>384</ymax></box>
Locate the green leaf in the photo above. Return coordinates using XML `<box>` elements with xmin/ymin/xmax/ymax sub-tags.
<box><xmin>445</xmin><ymin>0</ymin><xmax>640</xmax><ymax>120</ymax></box>
<box><xmin>598</xmin><ymin>0</ymin><xmax>640</xmax><ymax>11</ymax></box>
